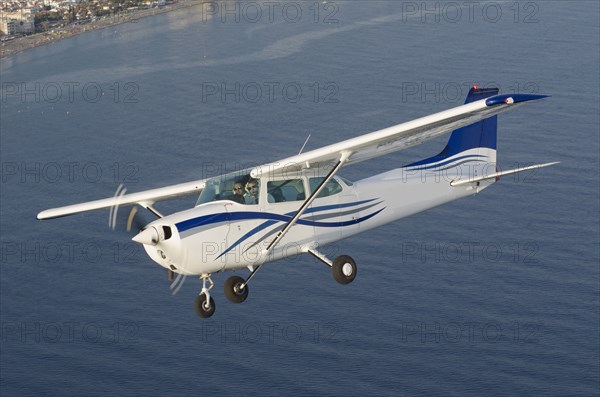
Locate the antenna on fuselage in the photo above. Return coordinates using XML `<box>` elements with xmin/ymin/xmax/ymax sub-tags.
<box><xmin>298</xmin><ymin>133</ymin><xmax>311</xmax><ymax>154</ymax></box>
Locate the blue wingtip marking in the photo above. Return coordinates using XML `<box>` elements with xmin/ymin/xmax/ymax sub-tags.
<box><xmin>486</xmin><ymin>94</ymin><xmax>549</xmax><ymax>106</ymax></box>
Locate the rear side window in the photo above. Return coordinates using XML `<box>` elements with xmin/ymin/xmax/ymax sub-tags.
<box><xmin>267</xmin><ymin>179</ymin><xmax>306</xmax><ymax>203</ymax></box>
<box><xmin>309</xmin><ymin>177</ymin><xmax>343</xmax><ymax>198</ymax></box>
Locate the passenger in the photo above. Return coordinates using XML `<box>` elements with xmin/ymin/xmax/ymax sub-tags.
<box><xmin>231</xmin><ymin>181</ymin><xmax>245</xmax><ymax>204</ymax></box>
<box><xmin>244</xmin><ymin>179</ymin><xmax>259</xmax><ymax>204</ymax></box>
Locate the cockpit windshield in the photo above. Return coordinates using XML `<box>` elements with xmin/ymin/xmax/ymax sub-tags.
<box><xmin>196</xmin><ymin>170</ymin><xmax>259</xmax><ymax>206</ymax></box>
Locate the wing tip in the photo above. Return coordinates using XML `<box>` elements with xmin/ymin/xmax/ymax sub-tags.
<box><xmin>37</xmin><ymin>209</ymin><xmax>66</xmax><ymax>220</ymax></box>
<box><xmin>486</xmin><ymin>94</ymin><xmax>549</xmax><ymax>106</ymax></box>
<box><xmin>37</xmin><ymin>210</ymin><xmax>53</xmax><ymax>220</ymax></box>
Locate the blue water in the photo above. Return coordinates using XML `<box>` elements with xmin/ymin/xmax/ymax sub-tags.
<box><xmin>1</xmin><ymin>1</ymin><xmax>598</xmax><ymax>395</ymax></box>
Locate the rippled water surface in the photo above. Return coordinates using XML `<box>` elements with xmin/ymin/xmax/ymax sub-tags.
<box><xmin>1</xmin><ymin>1</ymin><xmax>598</xmax><ymax>396</ymax></box>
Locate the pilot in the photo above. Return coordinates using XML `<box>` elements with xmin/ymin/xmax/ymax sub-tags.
<box><xmin>244</xmin><ymin>179</ymin><xmax>259</xmax><ymax>204</ymax></box>
<box><xmin>231</xmin><ymin>181</ymin><xmax>246</xmax><ymax>204</ymax></box>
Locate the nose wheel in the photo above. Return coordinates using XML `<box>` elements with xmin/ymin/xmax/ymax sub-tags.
<box><xmin>194</xmin><ymin>293</ymin><xmax>215</xmax><ymax>318</ymax></box>
<box><xmin>194</xmin><ymin>274</ymin><xmax>216</xmax><ymax>318</ymax></box>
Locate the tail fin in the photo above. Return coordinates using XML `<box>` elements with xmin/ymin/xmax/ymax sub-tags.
<box><xmin>442</xmin><ymin>87</ymin><xmax>498</xmax><ymax>157</ymax></box>
<box><xmin>406</xmin><ymin>86</ymin><xmax>499</xmax><ymax>167</ymax></box>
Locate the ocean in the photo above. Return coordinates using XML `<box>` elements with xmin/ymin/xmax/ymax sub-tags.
<box><xmin>1</xmin><ymin>1</ymin><xmax>599</xmax><ymax>395</ymax></box>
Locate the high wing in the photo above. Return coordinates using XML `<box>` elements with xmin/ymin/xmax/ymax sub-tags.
<box><xmin>250</xmin><ymin>93</ymin><xmax>548</xmax><ymax>178</ymax></box>
<box><xmin>37</xmin><ymin>179</ymin><xmax>206</xmax><ymax>220</ymax></box>
<box><xmin>37</xmin><ymin>92</ymin><xmax>546</xmax><ymax>221</ymax></box>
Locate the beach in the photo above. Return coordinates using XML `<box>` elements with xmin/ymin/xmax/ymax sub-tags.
<box><xmin>0</xmin><ymin>0</ymin><xmax>203</xmax><ymax>59</ymax></box>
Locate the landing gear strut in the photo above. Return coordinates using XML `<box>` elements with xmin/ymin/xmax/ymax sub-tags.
<box><xmin>194</xmin><ymin>274</ymin><xmax>215</xmax><ymax>318</ymax></box>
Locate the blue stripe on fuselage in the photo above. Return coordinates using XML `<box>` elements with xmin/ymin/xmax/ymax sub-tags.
<box><xmin>217</xmin><ymin>206</ymin><xmax>385</xmax><ymax>259</ymax></box>
<box><xmin>175</xmin><ymin>199</ymin><xmax>378</xmax><ymax>234</ymax></box>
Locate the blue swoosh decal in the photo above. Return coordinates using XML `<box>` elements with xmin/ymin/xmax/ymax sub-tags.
<box><xmin>175</xmin><ymin>199</ymin><xmax>384</xmax><ymax>260</ymax></box>
<box><xmin>403</xmin><ymin>154</ymin><xmax>487</xmax><ymax>171</ymax></box>
<box><xmin>176</xmin><ymin>199</ymin><xmax>378</xmax><ymax>233</ymax></box>
<box><xmin>218</xmin><ymin>207</ymin><xmax>386</xmax><ymax>259</ymax></box>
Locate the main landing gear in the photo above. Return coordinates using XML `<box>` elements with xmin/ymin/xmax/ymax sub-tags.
<box><xmin>224</xmin><ymin>275</ymin><xmax>249</xmax><ymax>303</ymax></box>
<box><xmin>331</xmin><ymin>255</ymin><xmax>357</xmax><ymax>284</ymax></box>
<box><xmin>307</xmin><ymin>248</ymin><xmax>357</xmax><ymax>284</ymax></box>
<box><xmin>193</xmin><ymin>251</ymin><xmax>357</xmax><ymax>318</ymax></box>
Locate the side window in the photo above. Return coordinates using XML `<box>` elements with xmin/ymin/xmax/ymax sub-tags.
<box><xmin>309</xmin><ymin>177</ymin><xmax>343</xmax><ymax>198</ymax></box>
<box><xmin>267</xmin><ymin>179</ymin><xmax>305</xmax><ymax>203</ymax></box>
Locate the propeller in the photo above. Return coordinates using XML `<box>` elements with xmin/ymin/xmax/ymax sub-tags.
<box><xmin>126</xmin><ymin>206</ymin><xmax>148</xmax><ymax>233</ymax></box>
<box><xmin>108</xmin><ymin>184</ymin><xmax>152</xmax><ymax>234</ymax></box>
<box><xmin>107</xmin><ymin>184</ymin><xmax>181</xmax><ymax>289</ymax></box>
<box><xmin>109</xmin><ymin>205</ymin><xmax>152</xmax><ymax>235</ymax></box>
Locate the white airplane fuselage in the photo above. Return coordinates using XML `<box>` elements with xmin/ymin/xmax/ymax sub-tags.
<box><xmin>36</xmin><ymin>86</ymin><xmax>553</xmax><ymax>317</ymax></box>
<box><xmin>142</xmin><ymin>148</ymin><xmax>496</xmax><ymax>276</ymax></box>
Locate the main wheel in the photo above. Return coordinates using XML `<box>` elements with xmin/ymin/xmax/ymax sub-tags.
<box><xmin>224</xmin><ymin>275</ymin><xmax>249</xmax><ymax>303</ymax></box>
<box><xmin>194</xmin><ymin>293</ymin><xmax>216</xmax><ymax>318</ymax></box>
<box><xmin>332</xmin><ymin>255</ymin><xmax>357</xmax><ymax>284</ymax></box>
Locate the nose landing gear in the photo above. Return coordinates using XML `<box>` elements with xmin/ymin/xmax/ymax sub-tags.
<box><xmin>194</xmin><ymin>274</ymin><xmax>215</xmax><ymax>318</ymax></box>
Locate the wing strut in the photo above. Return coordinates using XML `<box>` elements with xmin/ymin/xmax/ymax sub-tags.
<box><xmin>239</xmin><ymin>152</ymin><xmax>352</xmax><ymax>290</ymax></box>
<box><xmin>138</xmin><ymin>201</ymin><xmax>164</xmax><ymax>218</ymax></box>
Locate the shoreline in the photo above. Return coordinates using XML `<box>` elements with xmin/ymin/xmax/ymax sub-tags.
<box><xmin>0</xmin><ymin>0</ymin><xmax>203</xmax><ymax>59</ymax></box>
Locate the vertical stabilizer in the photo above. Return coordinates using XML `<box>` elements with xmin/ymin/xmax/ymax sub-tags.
<box><xmin>405</xmin><ymin>86</ymin><xmax>499</xmax><ymax>167</ymax></box>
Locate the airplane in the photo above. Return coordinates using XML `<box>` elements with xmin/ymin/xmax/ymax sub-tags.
<box><xmin>37</xmin><ymin>86</ymin><xmax>557</xmax><ymax>318</ymax></box>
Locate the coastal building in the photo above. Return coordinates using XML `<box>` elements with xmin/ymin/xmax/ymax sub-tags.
<box><xmin>0</xmin><ymin>9</ymin><xmax>35</xmax><ymax>34</ymax></box>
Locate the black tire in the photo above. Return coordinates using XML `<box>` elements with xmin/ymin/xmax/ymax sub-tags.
<box><xmin>194</xmin><ymin>293</ymin><xmax>216</xmax><ymax>318</ymax></box>
<box><xmin>332</xmin><ymin>255</ymin><xmax>357</xmax><ymax>284</ymax></box>
<box><xmin>224</xmin><ymin>275</ymin><xmax>249</xmax><ymax>303</ymax></box>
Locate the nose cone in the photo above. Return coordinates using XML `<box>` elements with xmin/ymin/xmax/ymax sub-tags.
<box><xmin>132</xmin><ymin>227</ymin><xmax>159</xmax><ymax>246</ymax></box>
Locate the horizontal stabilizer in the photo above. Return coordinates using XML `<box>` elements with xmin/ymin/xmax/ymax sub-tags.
<box><xmin>450</xmin><ymin>162</ymin><xmax>559</xmax><ymax>187</ymax></box>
